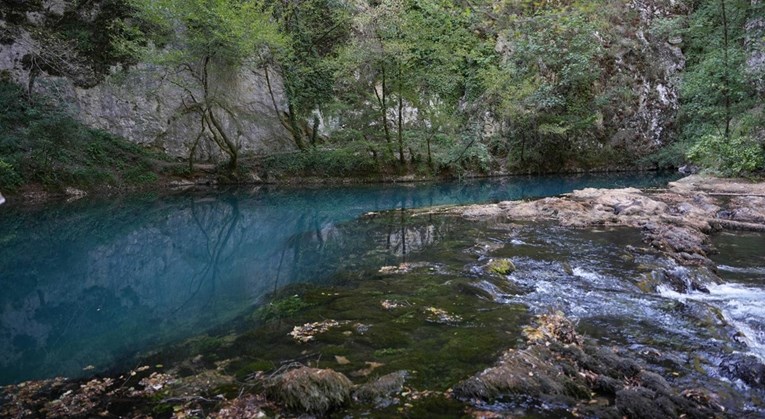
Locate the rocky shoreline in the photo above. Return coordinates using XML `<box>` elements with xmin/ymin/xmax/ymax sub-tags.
<box><xmin>445</xmin><ymin>175</ymin><xmax>765</xmax><ymax>268</ymax></box>
<box><xmin>3</xmin><ymin>175</ymin><xmax>765</xmax><ymax>418</ymax></box>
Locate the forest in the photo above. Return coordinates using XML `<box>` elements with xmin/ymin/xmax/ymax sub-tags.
<box><xmin>0</xmin><ymin>0</ymin><xmax>763</xmax><ymax>191</ymax></box>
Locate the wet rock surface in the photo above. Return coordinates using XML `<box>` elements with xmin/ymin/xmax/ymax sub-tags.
<box><xmin>454</xmin><ymin>313</ymin><xmax>727</xmax><ymax>418</ymax></box>
<box><xmin>450</xmin><ymin>175</ymin><xmax>765</xmax><ymax>290</ymax></box>
<box><xmin>352</xmin><ymin>370</ymin><xmax>408</xmax><ymax>407</ymax></box>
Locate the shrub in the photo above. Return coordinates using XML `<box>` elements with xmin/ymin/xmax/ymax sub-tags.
<box><xmin>265</xmin><ymin>146</ymin><xmax>378</xmax><ymax>178</ymax></box>
<box><xmin>687</xmin><ymin>134</ymin><xmax>764</xmax><ymax>176</ymax></box>
<box><xmin>0</xmin><ymin>159</ymin><xmax>23</xmax><ymax>192</ymax></box>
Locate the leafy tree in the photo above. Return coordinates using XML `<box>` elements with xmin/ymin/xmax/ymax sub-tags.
<box><xmin>267</xmin><ymin>0</ymin><xmax>351</xmax><ymax>150</ymax></box>
<box><xmin>481</xmin><ymin>3</ymin><xmax>607</xmax><ymax>171</ymax></box>
<box><xmin>124</xmin><ymin>0</ymin><xmax>287</xmax><ymax>171</ymax></box>
<box><xmin>682</xmin><ymin>0</ymin><xmax>756</xmax><ymax>140</ymax></box>
<box><xmin>332</xmin><ymin>0</ymin><xmax>485</xmax><ymax>169</ymax></box>
<box><xmin>680</xmin><ymin>0</ymin><xmax>764</xmax><ymax>174</ymax></box>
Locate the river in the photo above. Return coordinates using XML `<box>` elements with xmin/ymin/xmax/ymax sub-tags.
<box><xmin>0</xmin><ymin>172</ymin><xmax>678</xmax><ymax>386</ymax></box>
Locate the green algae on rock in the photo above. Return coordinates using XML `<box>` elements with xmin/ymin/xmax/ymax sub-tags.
<box><xmin>486</xmin><ymin>258</ymin><xmax>517</xmax><ymax>275</ymax></box>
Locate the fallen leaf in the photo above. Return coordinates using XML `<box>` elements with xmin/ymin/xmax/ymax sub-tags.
<box><xmin>335</xmin><ymin>355</ymin><xmax>351</xmax><ymax>365</ymax></box>
<box><xmin>352</xmin><ymin>361</ymin><xmax>384</xmax><ymax>377</ymax></box>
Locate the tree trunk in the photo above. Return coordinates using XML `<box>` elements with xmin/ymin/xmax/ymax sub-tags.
<box><xmin>397</xmin><ymin>65</ymin><xmax>405</xmax><ymax>164</ymax></box>
<box><xmin>721</xmin><ymin>0</ymin><xmax>731</xmax><ymax>140</ymax></box>
<box><xmin>311</xmin><ymin>115</ymin><xmax>319</xmax><ymax>146</ymax></box>
<box><xmin>287</xmin><ymin>100</ymin><xmax>306</xmax><ymax>150</ymax></box>
<box><xmin>426</xmin><ymin>133</ymin><xmax>433</xmax><ymax>169</ymax></box>
<box><xmin>264</xmin><ymin>66</ymin><xmax>305</xmax><ymax>150</ymax></box>
<box><xmin>380</xmin><ymin>66</ymin><xmax>393</xmax><ymax>158</ymax></box>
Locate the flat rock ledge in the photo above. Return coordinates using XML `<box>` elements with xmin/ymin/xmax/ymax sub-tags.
<box><xmin>438</xmin><ymin>175</ymin><xmax>765</xmax><ymax>270</ymax></box>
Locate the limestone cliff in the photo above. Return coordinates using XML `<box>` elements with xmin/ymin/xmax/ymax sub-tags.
<box><xmin>617</xmin><ymin>0</ymin><xmax>687</xmax><ymax>150</ymax></box>
<box><xmin>486</xmin><ymin>0</ymin><xmax>688</xmax><ymax>156</ymax></box>
<box><xmin>0</xmin><ymin>0</ymin><xmax>293</xmax><ymax>161</ymax></box>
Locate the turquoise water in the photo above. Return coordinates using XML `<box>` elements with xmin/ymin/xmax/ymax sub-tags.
<box><xmin>0</xmin><ymin>172</ymin><xmax>679</xmax><ymax>385</ymax></box>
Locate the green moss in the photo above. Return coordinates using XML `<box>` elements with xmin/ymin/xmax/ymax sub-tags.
<box><xmin>487</xmin><ymin>258</ymin><xmax>516</xmax><ymax>275</ymax></box>
<box><xmin>189</xmin><ymin>335</ymin><xmax>225</xmax><ymax>355</ymax></box>
<box><xmin>254</xmin><ymin>295</ymin><xmax>311</xmax><ymax>322</ymax></box>
<box><xmin>233</xmin><ymin>359</ymin><xmax>275</xmax><ymax>380</ymax></box>
<box><xmin>373</xmin><ymin>347</ymin><xmax>408</xmax><ymax>357</ymax></box>
<box><xmin>636</xmin><ymin>273</ymin><xmax>659</xmax><ymax>293</ymax></box>
<box><xmin>211</xmin><ymin>383</ymin><xmax>240</xmax><ymax>399</ymax></box>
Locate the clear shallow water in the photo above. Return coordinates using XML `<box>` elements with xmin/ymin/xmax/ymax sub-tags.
<box><xmin>0</xmin><ymin>172</ymin><xmax>680</xmax><ymax>385</ymax></box>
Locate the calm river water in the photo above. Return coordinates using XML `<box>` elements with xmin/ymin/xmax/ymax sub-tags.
<box><xmin>0</xmin><ymin>172</ymin><xmax>700</xmax><ymax>386</ymax></box>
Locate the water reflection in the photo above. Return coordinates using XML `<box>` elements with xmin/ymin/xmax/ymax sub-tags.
<box><xmin>0</xmin><ymin>173</ymin><xmax>678</xmax><ymax>384</ymax></box>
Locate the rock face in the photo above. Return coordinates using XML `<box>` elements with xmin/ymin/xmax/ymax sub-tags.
<box><xmin>746</xmin><ymin>1</ymin><xmax>765</xmax><ymax>94</ymax></box>
<box><xmin>484</xmin><ymin>0</ymin><xmax>688</xmax><ymax>156</ymax></box>
<box><xmin>619</xmin><ymin>0</ymin><xmax>688</xmax><ymax>149</ymax></box>
<box><xmin>0</xmin><ymin>2</ymin><xmax>292</xmax><ymax>161</ymax></box>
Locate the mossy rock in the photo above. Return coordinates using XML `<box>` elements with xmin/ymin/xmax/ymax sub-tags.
<box><xmin>353</xmin><ymin>370</ymin><xmax>408</xmax><ymax>405</ymax></box>
<box><xmin>636</xmin><ymin>272</ymin><xmax>660</xmax><ymax>293</ymax></box>
<box><xmin>486</xmin><ymin>258</ymin><xmax>516</xmax><ymax>275</ymax></box>
<box><xmin>267</xmin><ymin>366</ymin><xmax>352</xmax><ymax>414</ymax></box>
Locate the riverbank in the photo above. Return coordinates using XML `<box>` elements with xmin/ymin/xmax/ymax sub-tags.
<box><xmin>442</xmin><ymin>174</ymin><xmax>765</xmax><ymax>264</ymax></box>
<box><xmin>2</xmin><ymin>175</ymin><xmax>764</xmax><ymax>417</ymax></box>
<box><xmin>3</xmin><ymin>163</ymin><xmax>671</xmax><ymax>206</ymax></box>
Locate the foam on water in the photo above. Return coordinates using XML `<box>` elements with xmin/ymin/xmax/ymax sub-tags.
<box><xmin>504</xmin><ymin>261</ymin><xmax>704</xmax><ymax>342</ymax></box>
<box><xmin>572</xmin><ymin>266</ymin><xmax>603</xmax><ymax>282</ymax></box>
<box><xmin>718</xmin><ymin>264</ymin><xmax>765</xmax><ymax>276</ymax></box>
<box><xmin>658</xmin><ymin>283</ymin><xmax>765</xmax><ymax>361</ymax></box>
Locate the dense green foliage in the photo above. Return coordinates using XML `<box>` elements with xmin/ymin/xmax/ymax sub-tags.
<box><xmin>3</xmin><ymin>0</ymin><xmax>763</xmax><ymax>190</ymax></box>
<box><xmin>482</xmin><ymin>2</ymin><xmax>612</xmax><ymax>171</ymax></box>
<box><xmin>0</xmin><ymin>80</ymin><xmax>162</xmax><ymax>193</ymax></box>
<box><xmin>270</xmin><ymin>0</ymin><xmax>352</xmax><ymax>150</ymax></box>
<box><xmin>257</xmin><ymin>0</ymin><xmax>762</xmax><ymax>176</ymax></box>
<box><xmin>679</xmin><ymin>0</ymin><xmax>764</xmax><ymax>175</ymax></box>
<box><xmin>124</xmin><ymin>0</ymin><xmax>287</xmax><ymax>170</ymax></box>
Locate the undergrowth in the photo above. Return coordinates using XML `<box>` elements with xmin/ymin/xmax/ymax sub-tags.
<box><xmin>0</xmin><ymin>79</ymin><xmax>163</xmax><ymax>193</ymax></box>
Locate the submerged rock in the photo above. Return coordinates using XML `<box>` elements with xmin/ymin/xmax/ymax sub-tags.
<box><xmin>212</xmin><ymin>394</ymin><xmax>269</xmax><ymax>419</ymax></box>
<box><xmin>353</xmin><ymin>370</ymin><xmax>408</xmax><ymax>407</ymax></box>
<box><xmin>720</xmin><ymin>354</ymin><xmax>765</xmax><ymax>389</ymax></box>
<box><xmin>453</xmin><ymin>314</ymin><xmax>725</xmax><ymax>418</ymax></box>
<box><xmin>266</xmin><ymin>366</ymin><xmax>353</xmax><ymax>414</ymax></box>
<box><xmin>424</xmin><ymin>306</ymin><xmax>462</xmax><ymax>324</ymax></box>
<box><xmin>288</xmin><ymin>319</ymin><xmax>350</xmax><ymax>343</ymax></box>
<box><xmin>485</xmin><ymin>258</ymin><xmax>516</xmax><ymax>275</ymax></box>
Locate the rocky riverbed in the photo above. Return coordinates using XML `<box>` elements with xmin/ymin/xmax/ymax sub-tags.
<box><xmin>3</xmin><ymin>175</ymin><xmax>765</xmax><ymax>418</ymax></box>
